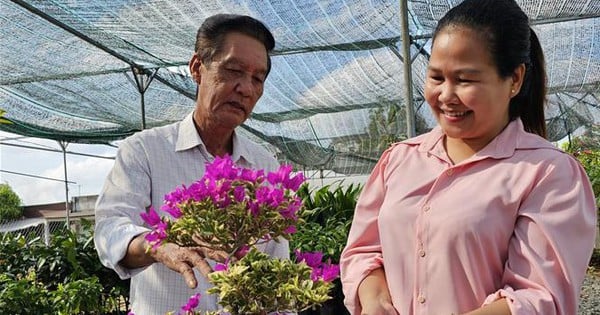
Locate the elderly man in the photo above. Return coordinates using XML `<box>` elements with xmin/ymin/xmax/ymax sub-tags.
<box><xmin>94</xmin><ymin>14</ymin><xmax>288</xmax><ymax>314</ymax></box>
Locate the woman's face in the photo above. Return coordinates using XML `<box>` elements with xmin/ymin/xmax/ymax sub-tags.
<box><xmin>424</xmin><ymin>26</ymin><xmax>521</xmax><ymax>149</ymax></box>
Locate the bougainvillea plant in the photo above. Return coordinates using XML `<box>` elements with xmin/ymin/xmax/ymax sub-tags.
<box><xmin>136</xmin><ymin>156</ymin><xmax>339</xmax><ymax>315</ymax></box>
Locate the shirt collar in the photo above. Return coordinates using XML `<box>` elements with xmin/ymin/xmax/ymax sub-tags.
<box><xmin>175</xmin><ymin>112</ymin><xmax>203</xmax><ymax>152</ymax></box>
<box><xmin>410</xmin><ymin>118</ymin><xmax>557</xmax><ymax>160</ymax></box>
<box><xmin>175</xmin><ymin>111</ymin><xmax>258</xmax><ymax>165</ymax></box>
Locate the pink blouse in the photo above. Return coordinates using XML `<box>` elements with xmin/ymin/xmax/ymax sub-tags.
<box><xmin>340</xmin><ymin>119</ymin><xmax>597</xmax><ymax>315</ymax></box>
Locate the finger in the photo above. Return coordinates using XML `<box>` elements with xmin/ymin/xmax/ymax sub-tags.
<box><xmin>177</xmin><ymin>262</ymin><xmax>197</xmax><ymax>289</ymax></box>
<box><xmin>201</xmin><ymin>247</ymin><xmax>229</xmax><ymax>262</ymax></box>
<box><xmin>189</xmin><ymin>254</ymin><xmax>213</xmax><ymax>277</ymax></box>
<box><xmin>191</xmin><ymin>245</ymin><xmax>228</xmax><ymax>262</ymax></box>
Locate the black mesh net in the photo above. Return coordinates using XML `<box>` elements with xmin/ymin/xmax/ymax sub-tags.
<box><xmin>1</xmin><ymin>0</ymin><xmax>599</xmax><ymax>174</ymax></box>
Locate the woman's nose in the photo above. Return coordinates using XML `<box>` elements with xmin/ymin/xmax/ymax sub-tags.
<box><xmin>437</xmin><ymin>82</ymin><xmax>458</xmax><ymax>104</ymax></box>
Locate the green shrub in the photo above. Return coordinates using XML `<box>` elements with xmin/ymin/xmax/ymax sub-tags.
<box><xmin>0</xmin><ymin>183</ymin><xmax>23</xmax><ymax>221</ymax></box>
<box><xmin>290</xmin><ymin>182</ymin><xmax>362</xmax><ymax>264</ymax></box>
<box><xmin>0</xmin><ymin>220</ymin><xmax>129</xmax><ymax>314</ymax></box>
<box><xmin>291</xmin><ymin>182</ymin><xmax>362</xmax><ymax>315</ymax></box>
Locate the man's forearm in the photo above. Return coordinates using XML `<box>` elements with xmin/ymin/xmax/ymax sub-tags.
<box><xmin>119</xmin><ymin>232</ymin><xmax>156</xmax><ymax>269</ymax></box>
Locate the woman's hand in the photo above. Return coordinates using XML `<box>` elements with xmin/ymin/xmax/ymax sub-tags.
<box><xmin>358</xmin><ymin>268</ymin><xmax>399</xmax><ymax>315</ymax></box>
<box><xmin>360</xmin><ymin>297</ymin><xmax>399</xmax><ymax>315</ymax></box>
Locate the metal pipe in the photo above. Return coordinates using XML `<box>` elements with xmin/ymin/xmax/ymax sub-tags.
<box><xmin>400</xmin><ymin>0</ymin><xmax>416</xmax><ymax>137</ymax></box>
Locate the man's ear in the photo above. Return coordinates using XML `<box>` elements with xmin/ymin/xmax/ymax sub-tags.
<box><xmin>189</xmin><ymin>53</ymin><xmax>202</xmax><ymax>84</ymax></box>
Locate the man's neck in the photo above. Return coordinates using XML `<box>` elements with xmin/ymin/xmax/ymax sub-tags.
<box><xmin>193</xmin><ymin>119</ymin><xmax>234</xmax><ymax>157</ymax></box>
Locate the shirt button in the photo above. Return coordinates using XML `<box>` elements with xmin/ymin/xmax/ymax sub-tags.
<box><xmin>418</xmin><ymin>250</ymin><xmax>426</xmax><ymax>257</ymax></box>
<box><xmin>423</xmin><ymin>205</ymin><xmax>430</xmax><ymax>212</ymax></box>
<box><xmin>417</xmin><ymin>295</ymin><xmax>426</xmax><ymax>303</ymax></box>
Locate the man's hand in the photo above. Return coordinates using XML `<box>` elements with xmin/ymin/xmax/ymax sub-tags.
<box><xmin>148</xmin><ymin>242</ymin><xmax>228</xmax><ymax>288</ymax></box>
<box><xmin>120</xmin><ymin>232</ymin><xmax>229</xmax><ymax>289</ymax></box>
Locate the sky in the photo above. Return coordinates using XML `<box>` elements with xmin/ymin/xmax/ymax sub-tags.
<box><xmin>0</xmin><ymin>131</ymin><xmax>117</xmax><ymax>206</ymax></box>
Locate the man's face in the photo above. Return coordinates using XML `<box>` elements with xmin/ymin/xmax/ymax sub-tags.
<box><xmin>194</xmin><ymin>32</ymin><xmax>268</xmax><ymax>130</ymax></box>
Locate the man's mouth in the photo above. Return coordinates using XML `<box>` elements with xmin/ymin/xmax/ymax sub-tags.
<box><xmin>228</xmin><ymin>102</ymin><xmax>247</xmax><ymax>115</ymax></box>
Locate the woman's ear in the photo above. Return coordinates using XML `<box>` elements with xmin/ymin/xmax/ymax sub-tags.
<box><xmin>189</xmin><ymin>53</ymin><xmax>202</xmax><ymax>84</ymax></box>
<box><xmin>511</xmin><ymin>63</ymin><xmax>526</xmax><ymax>96</ymax></box>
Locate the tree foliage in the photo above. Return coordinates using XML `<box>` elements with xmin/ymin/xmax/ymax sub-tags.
<box><xmin>0</xmin><ymin>183</ymin><xmax>23</xmax><ymax>221</ymax></box>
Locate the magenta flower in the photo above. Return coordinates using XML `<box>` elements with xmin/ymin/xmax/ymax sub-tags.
<box><xmin>295</xmin><ymin>250</ymin><xmax>324</xmax><ymax>268</ymax></box>
<box><xmin>284</xmin><ymin>172</ymin><xmax>305</xmax><ymax>191</ymax></box>
<box><xmin>235</xmin><ymin>245</ymin><xmax>250</xmax><ymax>258</ymax></box>
<box><xmin>140</xmin><ymin>207</ymin><xmax>161</xmax><ymax>227</ymax></box>
<box><xmin>240</xmin><ymin>168</ymin><xmax>263</xmax><ymax>181</ymax></box>
<box><xmin>160</xmin><ymin>204</ymin><xmax>182</xmax><ymax>219</ymax></box>
<box><xmin>181</xmin><ymin>293</ymin><xmax>201</xmax><ymax>312</ymax></box>
<box><xmin>233</xmin><ymin>185</ymin><xmax>246</xmax><ymax>202</ymax></box>
<box><xmin>284</xmin><ymin>225</ymin><xmax>297</xmax><ymax>234</ymax></box>
<box><xmin>205</xmin><ymin>155</ymin><xmax>238</xmax><ymax>180</ymax></box>
<box><xmin>320</xmin><ymin>263</ymin><xmax>340</xmax><ymax>282</ymax></box>
<box><xmin>267</xmin><ymin>165</ymin><xmax>292</xmax><ymax>186</ymax></box>
<box><xmin>214</xmin><ymin>262</ymin><xmax>229</xmax><ymax>271</ymax></box>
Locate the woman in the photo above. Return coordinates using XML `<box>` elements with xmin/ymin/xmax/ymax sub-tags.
<box><xmin>339</xmin><ymin>0</ymin><xmax>597</xmax><ymax>314</ymax></box>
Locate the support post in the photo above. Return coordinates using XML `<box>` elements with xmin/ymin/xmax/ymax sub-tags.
<box><xmin>131</xmin><ymin>67</ymin><xmax>158</xmax><ymax>130</ymax></box>
<box><xmin>400</xmin><ymin>0</ymin><xmax>416</xmax><ymax>137</ymax></box>
<box><xmin>58</xmin><ymin>140</ymin><xmax>70</xmax><ymax>227</ymax></box>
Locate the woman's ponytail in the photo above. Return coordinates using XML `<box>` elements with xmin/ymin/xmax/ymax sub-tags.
<box><xmin>516</xmin><ymin>28</ymin><xmax>547</xmax><ymax>138</ymax></box>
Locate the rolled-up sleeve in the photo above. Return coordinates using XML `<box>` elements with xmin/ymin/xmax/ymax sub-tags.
<box><xmin>94</xmin><ymin>138</ymin><xmax>152</xmax><ymax>279</ymax></box>
<box><xmin>340</xmin><ymin>149</ymin><xmax>391</xmax><ymax>314</ymax></box>
<box><xmin>484</xmin><ymin>154</ymin><xmax>597</xmax><ymax>314</ymax></box>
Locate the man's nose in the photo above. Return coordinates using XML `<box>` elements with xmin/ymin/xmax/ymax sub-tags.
<box><xmin>235</xmin><ymin>76</ymin><xmax>253</xmax><ymax>97</ymax></box>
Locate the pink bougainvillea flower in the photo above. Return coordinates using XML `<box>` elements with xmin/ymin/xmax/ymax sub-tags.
<box><xmin>295</xmin><ymin>250</ymin><xmax>324</xmax><ymax>268</ymax></box>
<box><xmin>267</xmin><ymin>164</ymin><xmax>292</xmax><ymax>186</ymax></box>
<box><xmin>320</xmin><ymin>263</ymin><xmax>340</xmax><ymax>282</ymax></box>
<box><xmin>235</xmin><ymin>245</ymin><xmax>250</xmax><ymax>258</ymax></box>
<box><xmin>233</xmin><ymin>185</ymin><xmax>246</xmax><ymax>202</ymax></box>
<box><xmin>140</xmin><ymin>206</ymin><xmax>161</xmax><ymax>227</ymax></box>
<box><xmin>279</xmin><ymin>197</ymin><xmax>302</xmax><ymax>219</ymax></box>
<box><xmin>240</xmin><ymin>168</ymin><xmax>263</xmax><ymax>182</ymax></box>
<box><xmin>160</xmin><ymin>204</ymin><xmax>182</xmax><ymax>219</ymax></box>
<box><xmin>284</xmin><ymin>225</ymin><xmax>297</xmax><ymax>234</ymax></box>
<box><xmin>181</xmin><ymin>293</ymin><xmax>201</xmax><ymax>312</ymax></box>
<box><xmin>267</xmin><ymin>188</ymin><xmax>284</xmax><ymax>207</ymax></box>
<box><xmin>284</xmin><ymin>172</ymin><xmax>305</xmax><ymax>191</ymax></box>
<box><xmin>214</xmin><ymin>263</ymin><xmax>228</xmax><ymax>272</ymax></box>
<box><xmin>205</xmin><ymin>155</ymin><xmax>238</xmax><ymax>180</ymax></box>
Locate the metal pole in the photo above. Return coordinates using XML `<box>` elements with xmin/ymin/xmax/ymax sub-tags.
<box><xmin>58</xmin><ymin>141</ymin><xmax>70</xmax><ymax>227</ymax></box>
<box><xmin>131</xmin><ymin>67</ymin><xmax>158</xmax><ymax>130</ymax></box>
<box><xmin>400</xmin><ymin>0</ymin><xmax>416</xmax><ymax>137</ymax></box>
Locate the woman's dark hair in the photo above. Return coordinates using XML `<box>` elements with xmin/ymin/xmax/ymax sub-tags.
<box><xmin>433</xmin><ymin>0</ymin><xmax>547</xmax><ymax>138</ymax></box>
<box><xmin>195</xmin><ymin>14</ymin><xmax>275</xmax><ymax>76</ymax></box>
